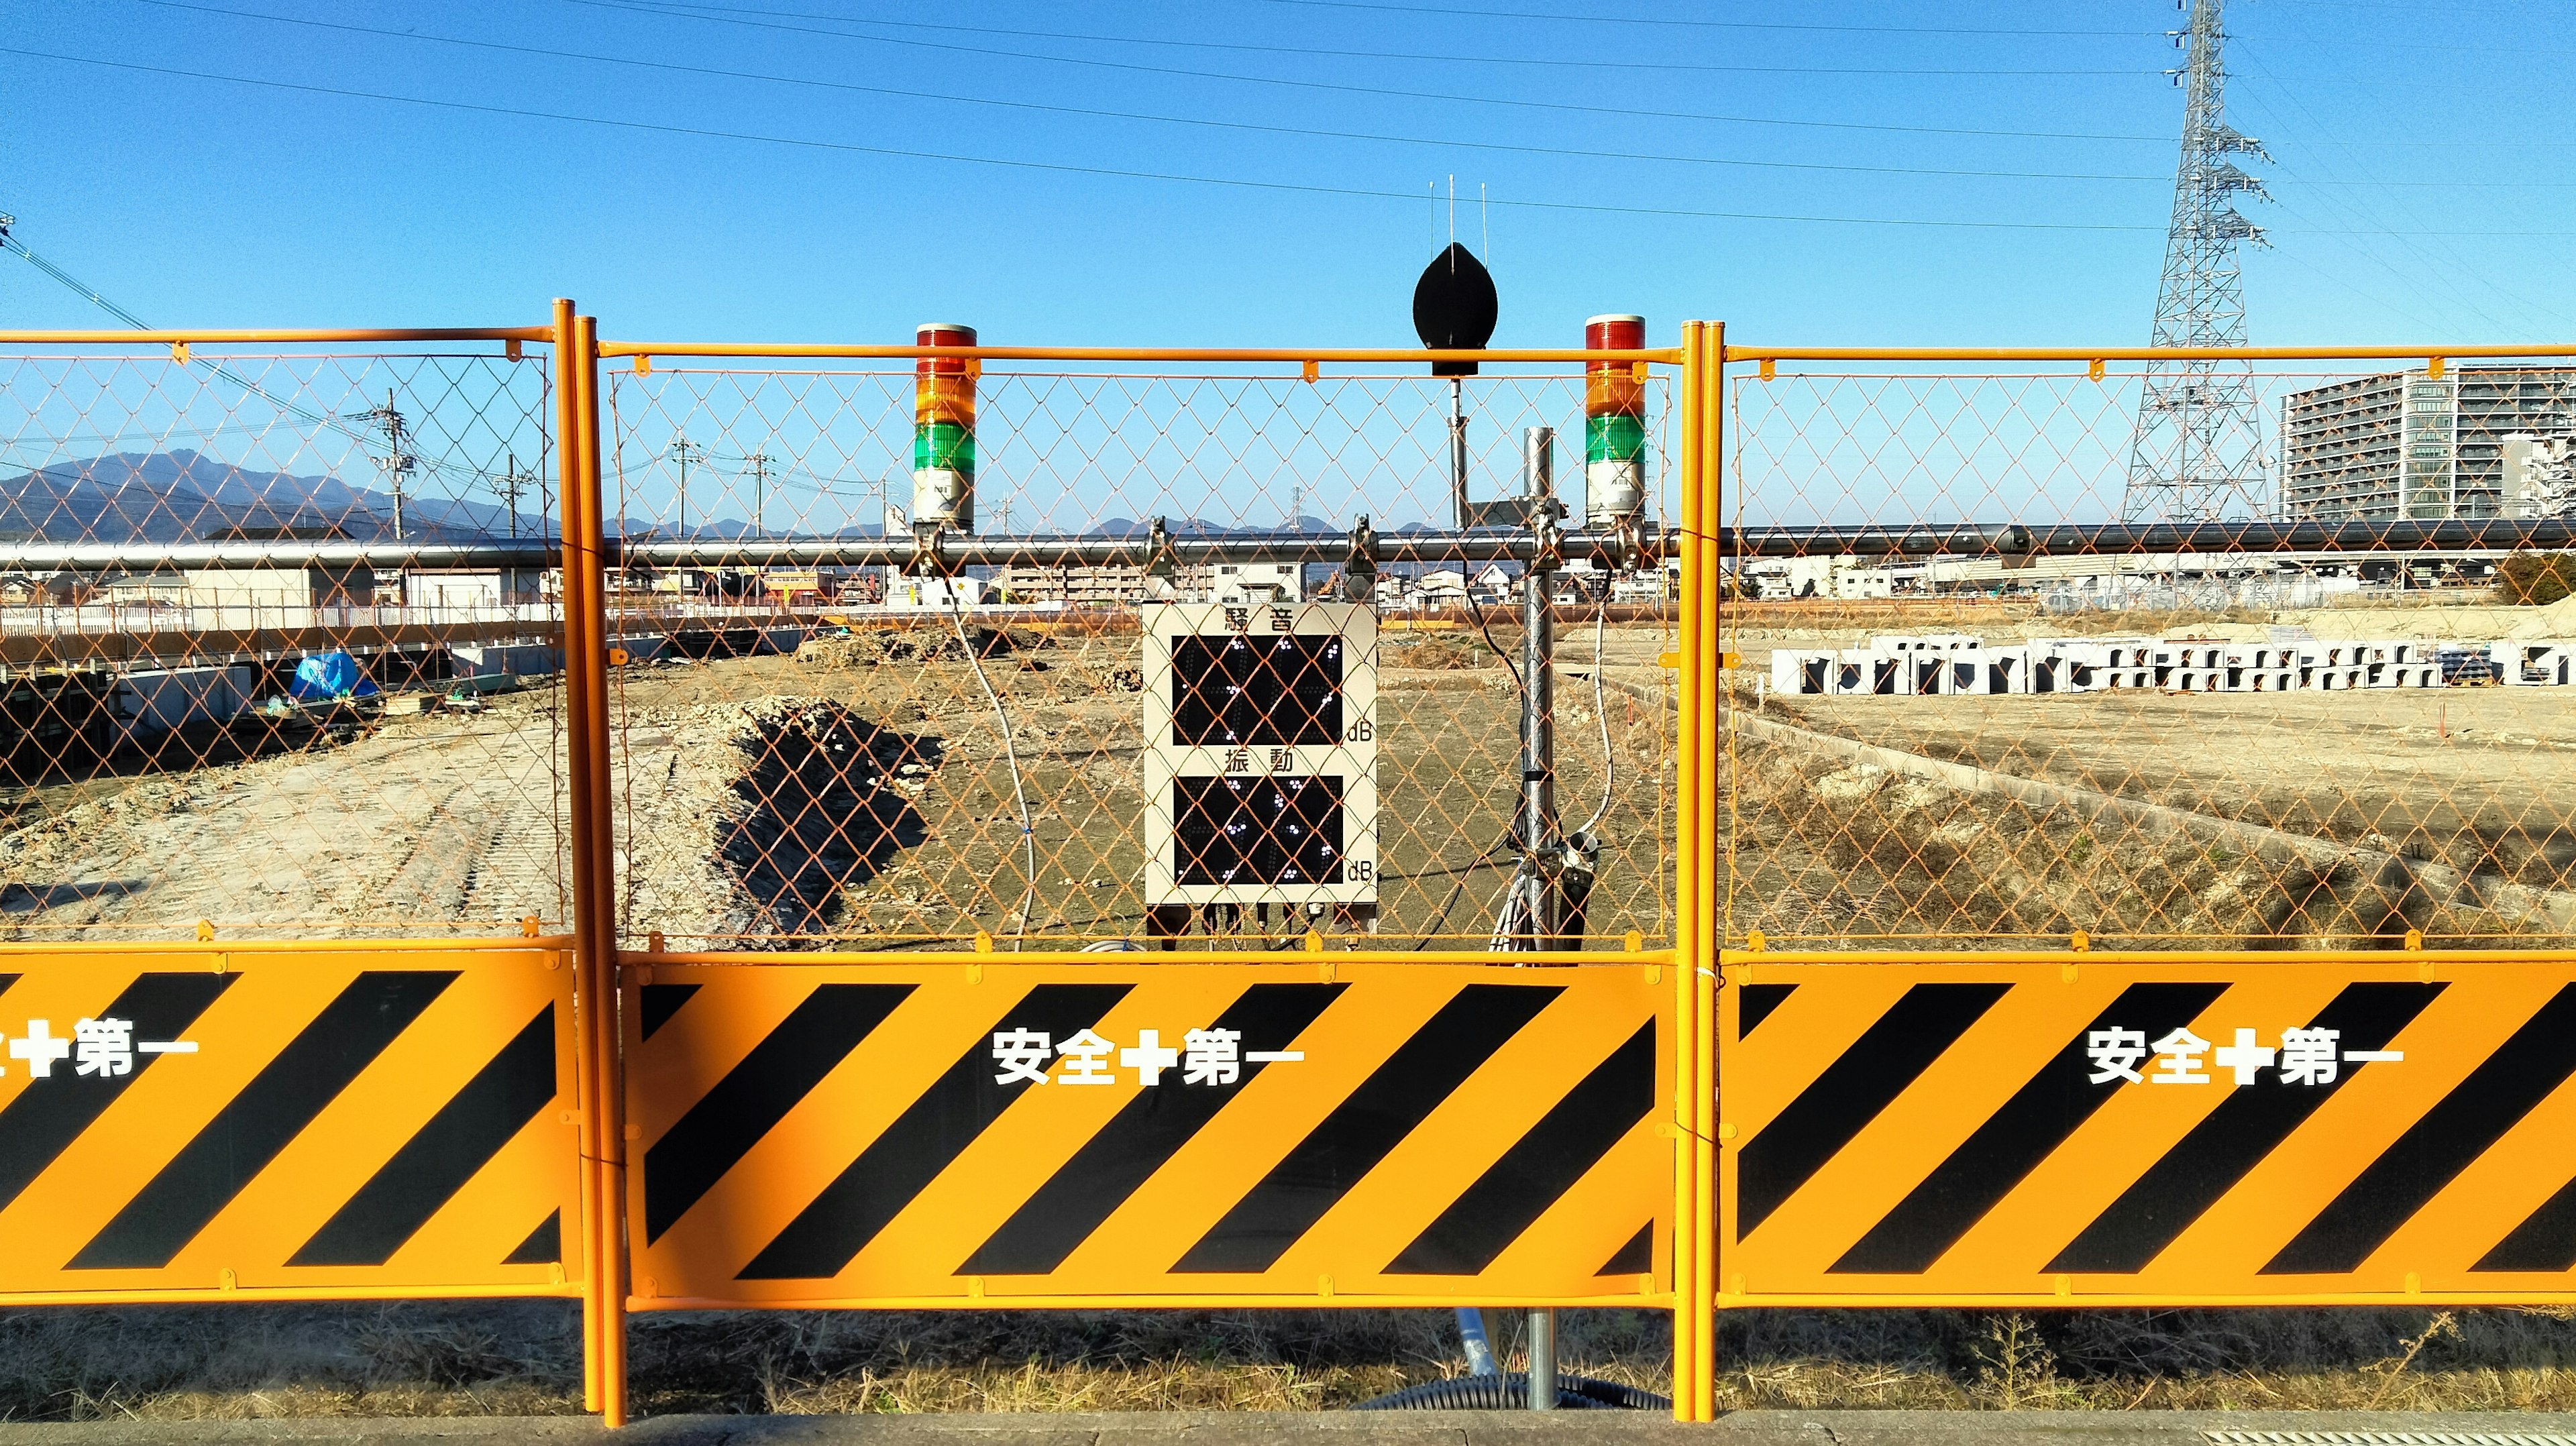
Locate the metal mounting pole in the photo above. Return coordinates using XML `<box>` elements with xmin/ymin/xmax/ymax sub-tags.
<box><xmin>1450</xmin><ymin>378</ymin><xmax>1470</xmax><ymax>529</ymax></box>
<box><xmin>1527</xmin><ymin>1304</ymin><xmax>1558</xmax><ymax>1410</ymax></box>
<box><xmin>1515</xmin><ymin>425</ymin><xmax>1558</xmax><ymax>949</ymax></box>
<box><xmin>1517</xmin><ymin>423</ymin><xmax>1562</xmax><ymax>1408</ymax></box>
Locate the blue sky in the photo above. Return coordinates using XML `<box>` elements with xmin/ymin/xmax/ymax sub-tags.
<box><xmin>1</xmin><ymin>0</ymin><xmax>2569</xmax><ymax>350</ymax></box>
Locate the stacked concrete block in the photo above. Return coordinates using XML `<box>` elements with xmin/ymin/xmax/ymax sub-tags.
<box><xmin>2498</xmin><ymin>643</ymin><xmax>2576</xmax><ymax>685</ymax></box>
<box><xmin>1767</xmin><ymin>632</ymin><xmax>2563</xmax><ymax>698</ymax></box>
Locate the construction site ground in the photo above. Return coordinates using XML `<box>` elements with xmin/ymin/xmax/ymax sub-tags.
<box><xmin>1725</xmin><ymin>602</ymin><xmax>2576</xmax><ymax>948</ymax></box>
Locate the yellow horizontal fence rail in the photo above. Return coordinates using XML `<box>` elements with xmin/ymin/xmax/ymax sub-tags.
<box><xmin>1723</xmin><ymin>341</ymin><xmax>2576</xmax><ymax>363</ymax></box>
<box><xmin>598</xmin><ymin>340</ymin><xmax>1682</xmax><ymax>366</ymax></box>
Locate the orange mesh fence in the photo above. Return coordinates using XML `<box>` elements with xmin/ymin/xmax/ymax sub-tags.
<box><xmin>597</xmin><ymin>357</ymin><xmax>1678</xmax><ymax>952</ymax></box>
<box><xmin>0</xmin><ymin>340</ymin><xmax>569</xmax><ymax>940</ymax></box>
<box><xmin>1721</xmin><ymin>355</ymin><xmax>2576</xmax><ymax>950</ymax></box>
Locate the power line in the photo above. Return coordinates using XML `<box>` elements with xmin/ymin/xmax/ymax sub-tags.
<box><xmin>13</xmin><ymin>45</ymin><xmax>2569</xmax><ymax>237</ymax></box>
<box><xmin>587</xmin><ymin>0</ymin><xmax>2151</xmax><ymax>74</ymax></box>
<box><xmin>146</xmin><ymin>1</ymin><xmax>2174</xmax><ymax>184</ymax></box>
<box><xmin>1241</xmin><ymin>0</ymin><xmax>2157</xmax><ymax>36</ymax></box>
<box><xmin>565</xmin><ymin>0</ymin><xmax>2180</xmax><ymax>144</ymax></box>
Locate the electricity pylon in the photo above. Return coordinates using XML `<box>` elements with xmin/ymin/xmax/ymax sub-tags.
<box><xmin>2121</xmin><ymin>0</ymin><xmax>2273</xmax><ymax>523</ymax></box>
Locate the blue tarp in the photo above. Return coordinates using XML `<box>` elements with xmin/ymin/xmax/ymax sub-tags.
<box><xmin>289</xmin><ymin>651</ymin><xmax>378</xmax><ymax>701</ymax></box>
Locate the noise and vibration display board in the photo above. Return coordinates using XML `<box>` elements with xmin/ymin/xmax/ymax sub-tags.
<box><xmin>1142</xmin><ymin>601</ymin><xmax>1377</xmax><ymax>910</ymax></box>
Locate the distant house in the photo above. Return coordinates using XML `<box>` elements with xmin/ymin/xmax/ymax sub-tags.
<box><xmin>100</xmin><ymin>569</ymin><xmax>192</xmax><ymax>608</ymax></box>
<box><xmin>0</xmin><ymin>571</ymin><xmax>76</xmax><ymax>606</ymax></box>
<box><xmin>1414</xmin><ymin>568</ymin><xmax>1470</xmax><ymax>608</ymax></box>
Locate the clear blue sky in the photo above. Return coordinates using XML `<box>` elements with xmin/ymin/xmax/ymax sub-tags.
<box><xmin>1</xmin><ymin>0</ymin><xmax>2568</xmax><ymax>350</ymax></box>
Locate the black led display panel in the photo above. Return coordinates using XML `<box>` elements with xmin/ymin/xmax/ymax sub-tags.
<box><xmin>1171</xmin><ymin>775</ymin><xmax>1346</xmax><ymax>885</ymax></box>
<box><xmin>1170</xmin><ymin>633</ymin><xmax>1343</xmax><ymax>747</ymax></box>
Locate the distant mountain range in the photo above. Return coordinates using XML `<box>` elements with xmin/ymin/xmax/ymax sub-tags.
<box><xmin>0</xmin><ymin>449</ymin><xmax>533</xmax><ymax>545</ymax></box>
<box><xmin>0</xmin><ymin>451</ymin><xmax>1460</xmax><ymax>554</ymax></box>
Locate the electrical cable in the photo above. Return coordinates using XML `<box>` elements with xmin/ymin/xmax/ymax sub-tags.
<box><xmin>19</xmin><ymin>46</ymin><xmax>2546</xmax><ymax>237</ymax></box>
<box><xmin>142</xmin><ymin>3</ymin><xmax>2173</xmax><ymax>184</ymax></box>
<box><xmin>568</xmin><ymin>0</ymin><xmax>2182</xmax><ymax>145</ymax></box>
<box><xmin>1574</xmin><ymin>600</ymin><xmax>1613</xmax><ymax>840</ymax></box>
<box><xmin>1465</xmin><ymin>590</ymin><xmax>1523</xmax><ymax>692</ymax></box>
<box><xmin>1248</xmin><ymin>0</ymin><xmax>2151</xmax><ymax>38</ymax></box>
<box><xmin>0</xmin><ymin>214</ymin><xmax>514</xmax><ymax>503</ymax></box>
<box><xmin>1411</xmin><ymin>841</ymin><xmax>1503</xmax><ymax>950</ymax></box>
<box><xmin>945</xmin><ymin>588</ymin><xmax>1036</xmax><ymax>948</ymax></box>
<box><xmin>590</xmin><ymin>0</ymin><xmax>2149</xmax><ymax>76</ymax></box>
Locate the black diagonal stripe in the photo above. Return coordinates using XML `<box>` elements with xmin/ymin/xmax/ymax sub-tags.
<box><xmin>2047</xmin><ymin>983</ymin><xmax>2444</xmax><ymax>1275</ymax></box>
<box><xmin>1738</xmin><ymin>984</ymin><xmax>1794</xmax><ymax>1039</ymax></box>
<box><xmin>1831</xmin><ymin>983</ymin><xmax>2226</xmax><ymax>1274</ymax></box>
<box><xmin>0</xmin><ymin>971</ymin><xmax>233</xmax><ymax>1216</ymax></box>
<box><xmin>1736</xmin><ymin>983</ymin><xmax>2008</xmax><ymax>1240</ymax></box>
<box><xmin>504</xmin><ymin>1209</ymin><xmax>563</xmax><ymax>1266</ymax></box>
<box><xmin>1387</xmin><ymin>1020</ymin><xmax>1656</xmax><ymax>1276</ymax></box>
<box><xmin>639</xmin><ymin>984</ymin><xmax>699</xmax><ymax>1042</ymax></box>
<box><xmin>957</xmin><ymin>983</ymin><xmax>1344</xmax><ymax>1277</ymax></box>
<box><xmin>1598</xmin><ymin>1221</ymin><xmax>1654</xmax><ymax>1276</ymax></box>
<box><xmin>0</xmin><ymin>974</ymin><xmax>17</xmax><ymax>999</ymax></box>
<box><xmin>2475</xmin><ymin>1172</ymin><xmax>2576</xmax><ymax>1274</ymax></box>
<box><xmin>643</xmin><ymin>983</ymin><xmax>914</xmax><ymax>1244</ymax></box>
<box><xmin>731</xmin><ymin>984</ymin><xmax>1130</xmax><ymax>1280</ymax></box>
<box><xmin>2265</xmin><ymin>984</ymin><xmax>2576</xmax><ymax>1276</ymax></box>
<box><xmin>286</xmin><ymin>1003</ymin><xmax>559</xmax><ymax>1266</ymax></box>
<box><xmin>70</xmin><ymin>970</ymin><xmax>455</xmax><ymax>1270</ymax></box>
<box><xmin>1172</xmin><ymin>983</ymin><xmax>1563</xmax><ymax>1275</ymax></box>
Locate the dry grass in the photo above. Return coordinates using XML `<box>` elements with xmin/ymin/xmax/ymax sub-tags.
<box><xmin>5</xmin><ymin>1303</ymin><xmax>2575</xmax><ymax>1421</ymax></box>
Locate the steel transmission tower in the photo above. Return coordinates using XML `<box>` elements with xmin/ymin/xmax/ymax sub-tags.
<box><xmin>2121</xmin><ymin>0</ymin><xmax>2273</xmax><ymax>522</ymax></box>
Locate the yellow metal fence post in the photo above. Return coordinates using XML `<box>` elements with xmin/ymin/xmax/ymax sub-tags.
<box><xmin>550</xmin><ymin>298</ymin><xmax>608</xmax><ymax>1416</ymax></box>
<box><xmin>572</xmin><ymin>312</ymin><xmax>630</xmax><ymax>1429</ymax></box>
<box><xmin>1668</xmin><ymin>321</ymin><xmax>1701</xmax><ymax>1421</ymax></box>
<box><xmin>1694</xmin><ymin>320</ymin><xmax>1725</xmax><ymax>1421</ymax></box>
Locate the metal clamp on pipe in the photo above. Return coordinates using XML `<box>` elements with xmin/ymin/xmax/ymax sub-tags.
<box><xmin>1340</xmin><ymin>514</ymin><xmax>1379</xmax><ymax>604</ymax></box>
<box><xmin>903</xmin><ymin>522</ymin><xmax>950</xmax><ymax>577</ymax></box>
<box><xmin>1142</xmin><ymin>516</ymin><xmax>1179</xmax><ymax>598</ymax></box>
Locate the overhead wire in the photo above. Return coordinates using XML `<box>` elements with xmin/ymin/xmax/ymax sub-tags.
<box><xmin>2232</xmin><ymin>38</ymin><xmax>2576</xmax><ymax>333</ymax></box>
<box><xmin>1</xmin><ymin>45</ymin><xmax>2217</xmax><ymax>234</ymax></box>
<box><xmin>586</xmin><ymin>0</ymin><xmax>2151</xmax><ymax>75</ymax></box>
<box><xmin>136</xmin><ymin>1</ymin><xmax>2179</xmax><ymax>184</ymax></box>
<box><xmin>0</xmin><ymin>214</ymin><xmax>507</xmax><ymax>503</ymax></box>
<box><xmin>1244</xmin><ymin>0</ymin><xmax>2158</xmax><ymax>36</ymax></box>
<box><xmin>564</xmin><ymin>0</ymin><xmax>2181</xmax><ymax>145</ymax></box>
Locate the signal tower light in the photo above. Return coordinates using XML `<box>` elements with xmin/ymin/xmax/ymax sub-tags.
<box><xmin>1584</xmin><ymin>315</ymin><xmax>1648</xmax><ymax>531</ymax></box>
<box><xmin>912</xmin><ymin>323</ymin><xmax>977</xmax><ymax>535</ymax></box>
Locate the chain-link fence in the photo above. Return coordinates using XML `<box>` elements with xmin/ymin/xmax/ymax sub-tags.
<box><xmin>1723</xmin><ymin>355</ymin><xmax>2576</xmax><ymax>950</ymax></box>
<box><xmin>597</xmin><ymin>355</ymin><xmax>1678</xmax><ymax>952</ymax></box>
<box><xmin>0</xmin><ymin>338</ymin><xmax>568</xmax><ymax>939</ymax></box>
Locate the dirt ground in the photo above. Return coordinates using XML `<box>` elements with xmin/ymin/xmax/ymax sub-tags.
<box><xmin>0</xmin><ymin>623</ymin><xmax>1678</xmax><ymax>950</ymax></box>
<box><xmin>5</xmin><ymin>1300</ymin><xmax>2575</xmax><ymax>1420</ymax></box>
<box><xmin>1719</xmin><ymin>601</ymin><xmax>2576</xmax><ymax>948</ymax></box>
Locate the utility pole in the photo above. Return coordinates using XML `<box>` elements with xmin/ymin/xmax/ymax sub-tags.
<box><xmin>496</xmin><ymin>449</ymin><xmax>532</xmax><ymax>539</ymax></box>
<box><xmin>669</xmin><ymin>432</ymin><xmax>704</xmax><ymax>537</ymax></box>
<box><xmin>746</xmin><ymin>450</ymin><xmax>769</xmax><ymax>541</ymax></box>
<box><xmin>2122</xmin><ymin>0</ymin><xmax>2272</xmax><ymax>523</ymax></box>
<box><xmin>358</xmin><ymin>390</ymin><xmax>414</xmax><ymax>539</ymax></box>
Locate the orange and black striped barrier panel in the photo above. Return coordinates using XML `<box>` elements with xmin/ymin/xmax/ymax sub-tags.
<box><xmin>621</xmin><ymin>956</ymin><xmax>1670</xmax><ymax>1307</ymax></box>
<box><xmin>0</xmin><ymin>941</ymin><xmax>582</xmax><ymax>1303</ymax></box>
<box><xmin>1719</xmin><ymin>954</ymin><xmax>2576</xmax><ymax>1305</ymax></box>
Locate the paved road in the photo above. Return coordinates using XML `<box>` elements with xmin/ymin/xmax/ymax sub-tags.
<box><xmin>4</xmin><ymin>1412</ymin><xmax>2573</xmax><ymax>1445</ymax></box>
